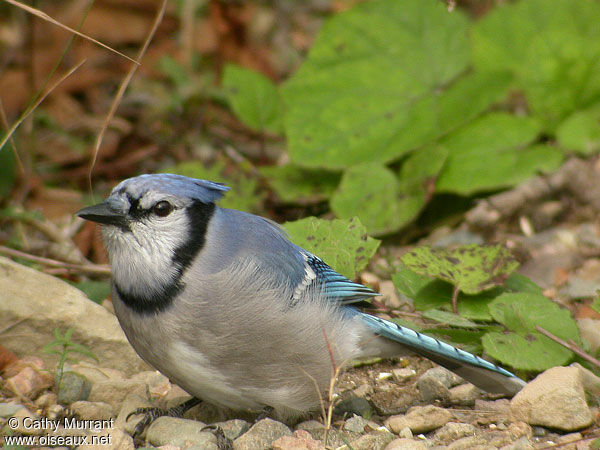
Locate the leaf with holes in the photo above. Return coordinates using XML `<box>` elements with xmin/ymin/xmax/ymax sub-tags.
<box><xmin>400</xmin><ymin>244</ymin><xmax>519</xmax><ymax>295</ymax></box>
<box><xmin>283</xmin><ymin>216</ymin><xmax>380</xmax><ymax>279</ymax></box>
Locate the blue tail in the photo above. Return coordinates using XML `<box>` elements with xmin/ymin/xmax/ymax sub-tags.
<box><xmin>360</xmin><ymin>313</ymin><xmax>525</xmax><ymax>396</ymax></box>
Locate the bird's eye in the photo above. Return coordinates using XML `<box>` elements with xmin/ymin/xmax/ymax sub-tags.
<box><xmin>153</xmin><ymin>201</ymin><xmax>173</xmax><ymax>217</ymax></box>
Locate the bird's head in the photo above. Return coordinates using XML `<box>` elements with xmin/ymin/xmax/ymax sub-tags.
<box><xmin>77</xmin><ymin>174</ymin><xmax>229</xmax><ymax>310</ymax></box>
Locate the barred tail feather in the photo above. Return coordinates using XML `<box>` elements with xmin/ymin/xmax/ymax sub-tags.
<box><xmin>360</xmin><ymin>313</ymin><xmax>526</xmax><ymax>396</ymax></box>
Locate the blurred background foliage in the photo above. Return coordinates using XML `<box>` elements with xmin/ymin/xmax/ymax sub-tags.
<box><xmin>2</xmin><ymin>0</ymin><xmax>600</xmax><ymax>371</ymax></box>
<box><xmin>1</xmin><ymin>0</ymin><xmax>598</xmax><ymax>238</ymax></box>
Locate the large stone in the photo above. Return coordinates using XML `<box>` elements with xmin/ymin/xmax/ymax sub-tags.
<box><xmin>510</xmin><ymin>366</ymin><xmax>592</xmax><ymax>431</ymax></box>
<box><xmin>0</xmin><ymin>257</ymin><xmax>146</xmax><ymax>376</ymax></box>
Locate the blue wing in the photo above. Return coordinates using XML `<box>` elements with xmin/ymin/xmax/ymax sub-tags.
<box><xmin>291</xmin><ymin>252</ymin><xmax>379</xmax><ymax>305</ymax></box>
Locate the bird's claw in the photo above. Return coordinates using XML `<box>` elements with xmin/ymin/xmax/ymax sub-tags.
<box><xmin>126</xmin><ymin>405</ymin><xmax>185</xmax><ymax>437</ymax></box>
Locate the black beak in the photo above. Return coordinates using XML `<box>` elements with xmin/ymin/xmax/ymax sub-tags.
<box><xmin>77</xmin><ymin>201</ymin><xmax>128</xmax><ymax>229</ymax></box>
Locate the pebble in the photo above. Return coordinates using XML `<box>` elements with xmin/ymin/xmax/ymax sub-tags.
<box><xmin>510</xmin><ymin>366</ymin><xmax>592</xmax><ymax>431</ymax></box>
<box><xmin>2</xmin><ymin>356</ymin><xmax>45</xmax><ymax>377</ymax></box>
<box><xmin>212</xmin><ymin>419</ymin><xmax>251</xmax><ymax>441</ymax></box>
<box><xmin>417</xmin><ymin>367</ymin><xmax>462</xmax><ymax>402</ymax></box>
<box><xmin>5</xmin><ymin>365</ymin><xmax>53</xmax><ymax>398</ymax></box>
<box><xmin>334</xmin><ymin>396</ymin><xmax>373</xmax><ymax>418</ymax></box>
<box><xmin>391</xmin><ymin>368</ymin><xmax>416</xmax><ymax>383</ymax></box>
<box><xmin>129</xmin><ymin>370</ymin><xmax>171</xmax><ymax>399</ymax></box>
<box><xmin>499</xmin><ymin>435</ymin><xmax>535</xmax><ymax>450</ymax></box>
<box><xmin>295</xmin><ymin>420</ymin><xmax>358</xmax><ymax>449</ymax></box>
<box><xmin>78</xmin><ymin>428</ymin><xmax>134</xmax><ymax>450</ymax></box>
<box><xmin>449</xmin><ymin>383</ymin><xmax>480</xmax><ymax>406</ymax></box>
<box><xmin>233</xmin><ymin>418</ymin><xmax>292</xmax><ymax>450</ymax></box>
<box><xmin>272</xmin><ymin>429</ymin><xmax>326</xmax><ymax>450</ymax></box>
<box><xmin>146</xmin><ymin>416</ymin><xmax>216</xmax><ymax>448</ymax></box>
<box><xmin>386</xmin><ymin>405</ymin><xmax>451</xmax><ymax>434</ymax></box>
<box><xmin>576</xmin><ymin>318</ymin><xmax>600</xmax><ymax>353</ymax></box>
<box><xmin>0</xmin><ymin>402</ymin><xmax>27</xmax><ymax>418</ymax></box>
<box><xmin>445</xmin><ymin>435</ymin><xmax>489</xmax><ymax>449</ymax></box>
<box><xmin>342</xmin><ymin>429</ymin><xmax>395</xmax><ymax>450</ymax></box>
<box><xmin>572</xmin><ymin>362</ymin><xmax>600</xmax><ymax>396</ymax></box>
<box><xmin>70</xmin><ymin>400</ymin><xmax>114</xmax><ymax>420</ymax></box>
<box><xmin>380</xmin><ymin>280</ymin><xmax>402</xmax><ymax>308</ymax></box>
<box><xmin>88</xmin><ymin>379</ymin><xmax>147</xmax><ymax>410</ymax></box>
<box><xmin>344</xmin><ymin>414</ymin><xmax>370</xmax><ymax>433</ymax></box>
<box><xmin>69</xmin><ymin>364</ymin><xmax>125</xmax><ymax>384</ymax></box>
<box><xmin>35</xmin><ymin>392</ymin><xmax>58</xmax><ymax>409</ymax></box>
<box><xmin>352</xmin><ymin>383</ymin><xmax>374</xmax><ymax>398</ymax></box>
<box><xmin>385</xmin><ymin>437</ymin><xmax>428</xmax><ymax>450</ymax></box>
<box><xmin>433</xmin><ymin>422</ymin><xmax>478</xmax><ymax>443</ymax></box>
<box><xmin>57</xmin><ymin>371</ymin><xmax>91</xmax><ymax>404</ymax></box>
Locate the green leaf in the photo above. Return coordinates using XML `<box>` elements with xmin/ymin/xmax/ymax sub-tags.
<box><xmin>401</xmin><ymin>244</ymin><xmax>520</xmax><ymax>295</ymax></box>
<box><xmin>164</xmin><ymin>160</ymin><xmax>262</xmax><ymax>213</ymax></box>
<box><xmin>259</xmin><ymin>165</ymin><xmax>340</xmax><ymax>204</ymax></box>
<box><xmin>503</xmin><ymin>273</ymin><xmax>543</xmax><ymax>295</ymax></box>
<box><xmin>556</xmin><ymin>103</ymin><xmax>600</xmax><ymax>155</ymax></box>
<box><xmin>392</xmin><ymin>267</ymin><xmax>434</xmax><ymax>299</ymax></box>
<box><xmin>436</xmin><ymin>113</ymin><xmax>563</xmax><ymax>194</ymax></box>
<box><xmin>330</xmin><ymin>163</ymin><xmax>404</xmax><ymax>236</ymax></box>
<box><xmin>283</xmin><ymin>216</ymin><xmax>380</xmax><ymax>279</ymax></box>
<box><xmin>66</xmin><ymin>342</ymin><xmax>99</xmax><ymax>362</ymax></box>
<box><xmin>483</xmin><ymin>292</ymin><xmax>581</xmax><ymax>370</ymax></box>
<box><xmin>282</xmin><ymin>0</ymin><xmax>509</xmax><ymax>169</ymax></box>
<box><xmin>410</xmin><ymin>280</ymin><xmax>497</xmax><ymax>321</ymax></box>
<box><xmin>222</xmin><ymin>64</ymin><xmax>283</xmax><ymax>134</ymax></box>
<box><xmin>482</xmin><ymin>331</ymin><xmax>573</xmax><ymax>371</ymax></box>
<box><xmin>488</xmin><ymin>292</ymin><xmax>581</xmax><ymax>341</ymax></box>
<box><xmin>422</xmin><ymin>309</ymin><xmax>482</xmax><ymax>328</ymax></box>
<box><xmin>591</xmin><ymin>297</ymin><xmax>600</xmax><ymax>314</ymax></box>
<box><xmin>330</xmin><ymin>147</ymin><xmax>447</xmax><ymax>235</ymax></box>
<box><xmin>473</xmin><ymin>0</ymin><xmax>600</xmax><ymax>129</ymax></box>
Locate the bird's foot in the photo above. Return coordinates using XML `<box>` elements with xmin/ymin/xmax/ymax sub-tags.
<box><xmin>126</xmin><ymin>397</ymin><xmax>202</xmax><ymax>437</ymax></box>
<box><xmin>201</xmin><ymin>424</ymin><xmax>233</xmax><ymax>450</ymax></box>
<box><xmin>255</xmin><ymin>406</ymin><xmax>276</xmax><ymax>422</ymax></box>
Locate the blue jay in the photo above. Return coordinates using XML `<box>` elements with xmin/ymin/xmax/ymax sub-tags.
<box><xmin>77</xmin><ymin>174</ymin><xmax>525</xmax><ymax>421</ymax></box>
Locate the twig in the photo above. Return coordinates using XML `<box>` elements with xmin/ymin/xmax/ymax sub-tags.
<box><xmin>88</xmin><ymin>0</ymin><xmax>168</xmax><ymax>189</ymax></box>
<box><xmin>536</xmin><ymin>326</ymin><xmax>600</xmax><ymax>368</ymax></box>
<box><xmin>2</xmin><ymin>0</ymin><xmax>138</xmax><ymax>64</ymax></box>
<box><xmin>0</xmin><ymin>97</ymin><xmax>25</xmax><ymax>174</ymax></box>
<box><xmin>451</xmin><ymin>285</ymin><xmax>459</xmax><ymax>314</ymax></box>
<box><xmin>0</xmin><ymin>245</ymin><xmax>111</xmax><ymax>275</ymax></box>
<box><xmin>0</xmin><ymin>59</ymin><xmax>86</xmax><ymax>152</ymax></box>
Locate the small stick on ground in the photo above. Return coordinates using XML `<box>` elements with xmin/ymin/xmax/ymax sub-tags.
<box><xmin>452</xmin><ymin>285</ymin><xmax>459</xmax><ymax>314</ymax></box>
<box><xmin>536</xmin><ymin>325</ymin><xmax>600</xmax><ymax>368</ymax></box>
<box><xmin>0</xmin><ymin>245</ymin><xmax>111</xmax><ymax>275</ymax></box>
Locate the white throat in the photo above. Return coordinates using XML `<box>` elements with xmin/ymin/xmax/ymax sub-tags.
<box><xmin>102</xmin><ymin>223</ymin><xmax>183</xmax><ymax>297</ymax></box>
